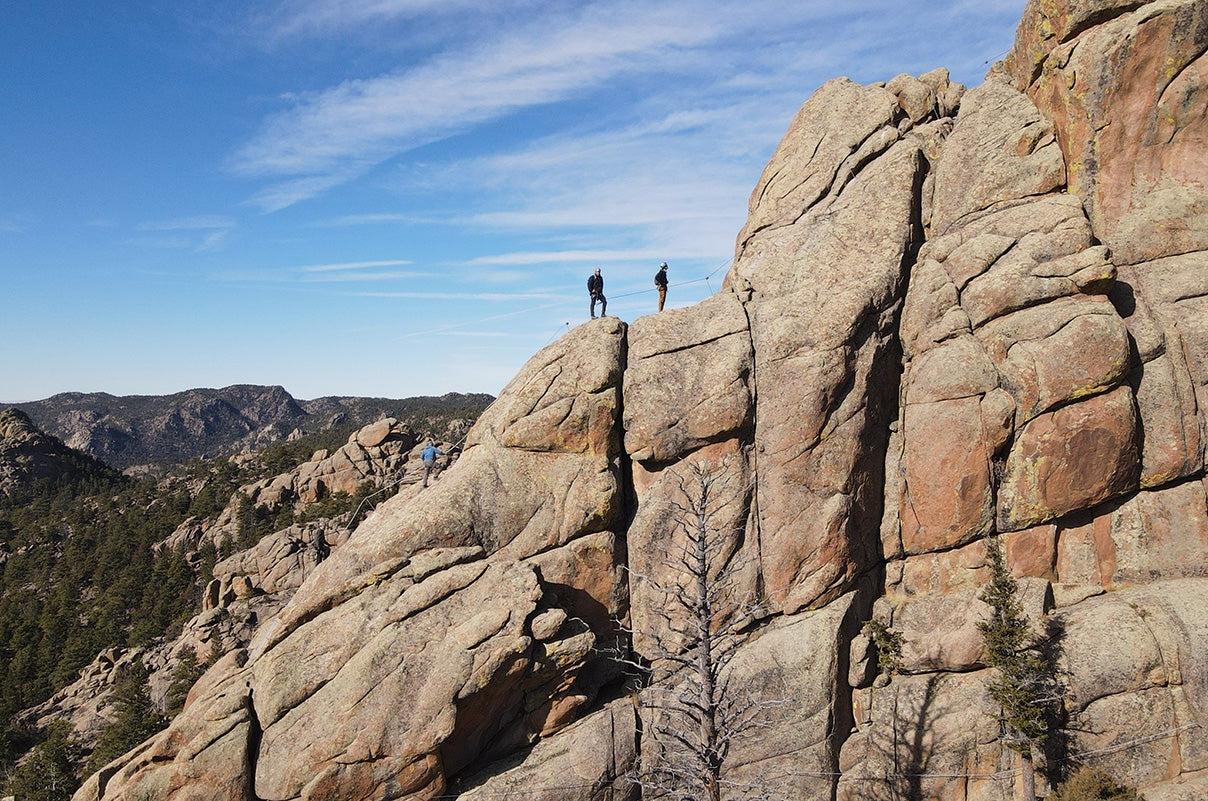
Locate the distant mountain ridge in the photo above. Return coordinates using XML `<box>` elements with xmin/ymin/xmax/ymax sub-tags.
<box><xmin>0</xmin><ymin>385</ymin><xmax>494</xmax><ymax>469</ymax></box>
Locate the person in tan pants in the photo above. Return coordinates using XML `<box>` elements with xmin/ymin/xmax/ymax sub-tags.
<box><xmin>655</xmin><ymin>262</ymin><xmax>669</xmax><ymax>311</ymax></box>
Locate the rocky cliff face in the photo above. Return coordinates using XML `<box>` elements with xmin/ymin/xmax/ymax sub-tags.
<box><xmin>74</xmin><ymin>2</ymin><xmax>1208</xmax><ymax>799</ymax></box>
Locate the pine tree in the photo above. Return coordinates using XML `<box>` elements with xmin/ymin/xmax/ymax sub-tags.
<box><xmin>978</xmin><ymin>534</ymin><xmax>1062</xmax><ymax>801</ymax></box>
<box><xmin>165</xmin><ymin>651</ymin><xmax>209</xmax><ymax>716</ymax></box>
<box><xmin>2</xmin><ymin>721</ymin><xmax>81</xmax><ymax>801</ymax></box>
<box><xmin>863</xmin><ymin>617</ymin><xmax>904</xmax><ymax>682</ymax></box>
<box><xmin>86</xmin><ymin>662</ymin><xmax>166</xmax><ymax>773</ymax></box>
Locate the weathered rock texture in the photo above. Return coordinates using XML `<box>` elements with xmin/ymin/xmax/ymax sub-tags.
<box><xmin>75</xmin><ymin>2</ymin><xmax>1208</xmax><ymax>799</ymax></box>
<box><xmin>0</xmin><ymin>408</ymin><xmax>118</xmax><ymax>497</ymax></box>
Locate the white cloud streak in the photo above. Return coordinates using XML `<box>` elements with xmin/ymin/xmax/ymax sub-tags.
<box><xmin>232</xmin><ymin>0</ymin><xmax>861</xmax><ymax>210</ymax></box>
<box><xmin>356</xmin><ymin>290</ymin><xmax>566</xmax><ymax>301</ymax></box>
<box><xmin>259</xmin><ymin>0</ymin><xmax>501</xmax><ymax>41</ymax></box>
<box><xmin>196</xmin><ymin>229</ymin><xmax>232</xmax><ymax>252</ymax></box>
<box><xmin>207</xmin><ymin>259</ymin><xmax>423</xmax><ymax>283</ymax></box>
<box><xmin>300</xmin><ymin>270</ymin><xmax>432</xmax><ymax>282</ymax></box>
<box><xmin>298</xmin><ymin>259</ymin><xmax>413</xmax><ymax>272</ymax></box>
<box><xmin>315</xmin><ymin>212</ymin><xmax>423</xmax><ymax>227</ymax></box>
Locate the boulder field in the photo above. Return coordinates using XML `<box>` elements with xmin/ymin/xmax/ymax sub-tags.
<box><xmin>76</xmin><ymin>1</ymin><xmax>1208</xmax><ymax>799</ymax></box>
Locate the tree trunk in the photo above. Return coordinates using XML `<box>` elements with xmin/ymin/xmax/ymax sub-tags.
<box><xmin>694</xmin><ymin>493</ymin><xmax>721</xmax><ymax>801</ymax></box>
<box><xmin>1015</xmin><ymin>751</ymin><xmax>1036</xmax><ymax>801</ymax></box>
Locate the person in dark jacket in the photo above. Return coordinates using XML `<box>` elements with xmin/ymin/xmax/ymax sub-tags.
<box><xmin>588</xmin><ymin>268</ymin><xmax>607</xmax><ymax>318</ymax></box>
<box><xmin>655</xmin><ymin>262</ymin><xmax>669</xmax><ymax>311</ymax></box>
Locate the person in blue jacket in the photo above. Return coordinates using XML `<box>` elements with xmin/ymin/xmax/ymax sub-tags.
<box><xmin>421</xmin><ymin>441</ymin><xmax>442</xmax><ymax>487</ymax></box>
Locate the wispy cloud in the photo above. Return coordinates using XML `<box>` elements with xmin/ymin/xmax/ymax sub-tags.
<box><xmin>231</xmin><ymin>0</ymin><xmax>843</xmax><ymax>210</ymax></box>
<box><xmin>230</xmin><ymin>0</ymin><xmax>1024</xmax><ymax>218</ymax></box>
<box><xmin>298</xmin><ymin>258</ymin><xmax>413</xmax><ymax>272</ymax></box>
<box><xmin>315</xmin><ymin>212</ymin><xmax>423</xmax><ymax>227</ymax></box>
<box><xmin>130</xmin><ymin>215</ymin><xmax>237</xmax><ymax>252</ymax></box>
<box><xmin>465</xmin><ymin>249</ymin><xmax>665</xmax><ymax>266</ymax></box>
<box><xmin>355</xmin><ymin>290</ymin><xmax>565</xmax><ymax>301</ymax></box>
<box><xmin>196</xmin><ymin>229</ymin><xmax>232</xmax><ymax>252</ymax></box>
<box><xmin>440</xmin><ymin>329</ymin><xmax>530</xmax><ymax>338</ymax></box>
<box><xmin>257</xmin><ymin>0</ymin><xmax>499</xmax><ymax>42</ymax></box>
<box><xmin>0</xmin><ymin>219</ymin><xmax>22</xmax><ymax>234</ymax></box>
<box><xmin>246</xmin><ymin>172</ymin><xmax>358</xmax><ymax>214</ymax></box>
<box><xmin>209</xmin><ymin>258</ymin><xmax>423</xmax><ymax>284</ymax></box>
<box><xmin>136</xmin><ymin>215</ymin><xmax>236</xmax><ymax>231</ymax></box>
<box><xmin>300</xmin><ymin>270</ymin><xmax>431</xmax><ymax>282</ymax></box>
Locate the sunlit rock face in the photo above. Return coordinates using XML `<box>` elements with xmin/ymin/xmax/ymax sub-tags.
<box><xmin>75</xmin><ymin>2</ymin><xmax>1208</xmax><ymax>799</ymax></box>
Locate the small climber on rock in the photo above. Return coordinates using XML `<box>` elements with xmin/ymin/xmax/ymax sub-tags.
<box><xmin>655</xmin><ymin>262</ymin><xmax>669</xmax><ymax>311</ymax></box>
<box><xmin>421</xmin><ymin>441</ymin><xmax>442</xmax><ymax>488</ymax></box>
<box><xmin>588</xmin><ymin>267</ymin><xmax>607</xmax><ymax>318</ymax></box>
<box><xmin>311</xmin><ymin>527</ymin><xmax>330</xmax><ymax>562</ymax></box>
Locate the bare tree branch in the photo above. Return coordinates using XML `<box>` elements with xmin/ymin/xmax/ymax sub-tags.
<box><xmin>603</xmin><ymin>458</ymin><xmax>787</xmax><ymax>801</ymax></box>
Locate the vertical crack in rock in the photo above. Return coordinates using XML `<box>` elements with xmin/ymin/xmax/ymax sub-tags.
<box><xmin>244</xmin><ymin>686</ymin><xmax>264</xmax><ymax>801</ymax></box>
<box><xmin>616</xmin><ymin>322</ymin><xmax>638</xmax><ymax>637</ymax></box>
<box><xmin>827</xmin><ymin>120</ymin><xmax>935</xmax><ymax>799</ymax></box>
<box><xmin>736</xmin><ymin>293</ymin><xmax>767</xmax><ymax>604</ymax></box>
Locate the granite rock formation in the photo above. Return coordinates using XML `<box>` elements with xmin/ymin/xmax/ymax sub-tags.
<box><xmin>20</xmin><ymin>418</ymin><xmax>457</xmax><ymax>758</ymax></box>
<box><xmin>0</xmin><ymin>408</ymin><xmax>118</xmax><ymax>497</ymax></box>
<box><xmin>74</xmin><ymin>1</ymin><xmax>1208</xmax><ymax>799</ymax></box>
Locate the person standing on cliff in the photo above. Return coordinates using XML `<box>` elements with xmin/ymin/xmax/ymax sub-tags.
<box><xmin>654</xmin><ymin>262</ymin><xmax>669</xmax><ymax>311</ymax></box>
<box><xmin>588</xmin><ymin>268</ymin><xmax>607</xmax><ymax>318</ymax></box>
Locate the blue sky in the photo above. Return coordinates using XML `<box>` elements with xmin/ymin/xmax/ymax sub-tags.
<box><xmin>1</xmin><ymin>0</ymin><xmax>1026</xmax><ymax>402</ymax></box>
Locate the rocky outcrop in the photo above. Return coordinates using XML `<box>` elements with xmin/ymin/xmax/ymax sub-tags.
<box><xmin>74</xmin><ymin>2</ymin><xmax>1208</xmax><ymax>799</ymax></box>
<box><xmin>20</xmin><ymin>515</ymin><xmax>353</xmax><ymax>753</ymax></box>
<box><xmin>20</xmin><ymin>419</ymin><xmax>433</xmax><ymax>755</ymax></box>
<box><xmin>159</xmin><ymin>418</ymin><xmax>459</xmax><ymax>556</ymax></box>
<box><xmin>841</xmin><ymin>580</ymin><xmax>1208</xmax><ymax>800</ymax></box>
<box><xmin>0</xmin><ymin>408</ymin><xmax>118</xmax><ymax>497</ymax></box>
<box><xmin>724</xmin><ymin>71</ymin><xmax>960</xmax><ymax>614</ymax></box>
<box><xmin>17</xmin><ymin>648</ymin><xmax>148</xmax><ymax>747</ymax></box>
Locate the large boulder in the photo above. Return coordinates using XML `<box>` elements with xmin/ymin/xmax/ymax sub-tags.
<box><xmin>623</xmin><ymin>293</ymin><xmax>753</xmax><ymax>465</ymax></box>
<box><xmin>456</xmin><ymin>702</ymin><xmax>637</xmax><ymax>801</ymax></box>
<box><xmin>929</xmin><ymin>79</ymin><xmax>1065</xmax><ymax>236</ymax></box>
<box><xmin>898</xmin><ymin>76</ymin><xmax>1140</xmax><ymax>547</ymax></box>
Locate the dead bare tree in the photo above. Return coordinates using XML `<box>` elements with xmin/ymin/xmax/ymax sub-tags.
<box><xmin>613</xmin><ymin>459</ymin><xmax>786</xmax><ymax>801</ymax></box>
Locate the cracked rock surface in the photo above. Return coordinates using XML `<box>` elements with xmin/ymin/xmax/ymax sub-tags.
<box><xmin>76</xmin><ymin>2</ymin><xmax>1208</xmax><ymax>799</ymax></box>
